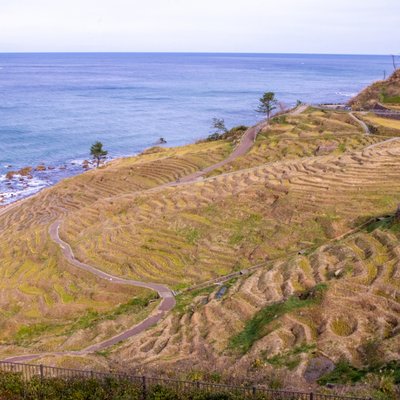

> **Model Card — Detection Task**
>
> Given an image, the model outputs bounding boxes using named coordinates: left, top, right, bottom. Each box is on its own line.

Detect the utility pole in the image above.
left=391, top=55, right=398, bottom=70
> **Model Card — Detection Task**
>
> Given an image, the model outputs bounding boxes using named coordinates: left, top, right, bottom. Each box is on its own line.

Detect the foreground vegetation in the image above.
left=0, top=370, right=377, bottom=400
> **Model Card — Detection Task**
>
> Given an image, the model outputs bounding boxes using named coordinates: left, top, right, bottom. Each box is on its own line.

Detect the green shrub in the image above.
left=229, top=284, right=327, bottom=353
left=0, top=372, right=141, bottom=400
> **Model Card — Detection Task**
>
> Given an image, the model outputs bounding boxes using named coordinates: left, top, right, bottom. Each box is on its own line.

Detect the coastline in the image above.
left=0, top=115, right=260, bottom=213
left=0, top=153, right=134, bottom=209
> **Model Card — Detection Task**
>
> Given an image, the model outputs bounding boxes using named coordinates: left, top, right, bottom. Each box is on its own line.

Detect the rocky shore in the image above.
left=0, top=159, right=96, bottom=205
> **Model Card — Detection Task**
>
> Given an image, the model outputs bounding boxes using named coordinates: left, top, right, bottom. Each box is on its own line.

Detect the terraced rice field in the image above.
left=61, top=134, right=400, bottom=290
left=2, top=106, right=400, bottom=379
left=206, top=109, right=387, bottom=176
left=0, top=140, right=231, bottom=357
left=108, top=222, right=400, bottom=382
left=359, top=114, right=400, bottom=136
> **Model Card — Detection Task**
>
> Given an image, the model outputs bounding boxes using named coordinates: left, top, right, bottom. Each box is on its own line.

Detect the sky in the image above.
left=0, top=0, right=399, bottom=54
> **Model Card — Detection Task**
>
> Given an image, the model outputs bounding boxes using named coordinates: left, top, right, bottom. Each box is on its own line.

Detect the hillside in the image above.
left=1, top=101, right=400, bottom=396
left=349, top=69, right=400, bottom=110
left=0, top=140, right=231, bottom=358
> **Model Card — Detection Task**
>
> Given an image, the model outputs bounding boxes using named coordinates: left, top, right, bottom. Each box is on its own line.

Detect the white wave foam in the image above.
left=0, top=175, right=49, bottom=204
left=336, top=91, right=357, bottom=98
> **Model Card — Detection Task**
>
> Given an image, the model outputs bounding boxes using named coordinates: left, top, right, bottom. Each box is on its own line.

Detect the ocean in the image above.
left=0, top=53, right=394, bottom=204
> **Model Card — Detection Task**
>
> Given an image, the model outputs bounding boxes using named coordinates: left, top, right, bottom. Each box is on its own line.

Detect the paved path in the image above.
left=2, top=221, right=175, bottom=363
left=349, top=112, right=370, bottom=134
left=290, top=104, right=308, bottom=116
left=364, top=136, right=400, bottom=150
left=1, top=104, right=309, bottom=362
left=178, top=105, right=308, bottom=183
left=179, top=120, right=268, bottom=183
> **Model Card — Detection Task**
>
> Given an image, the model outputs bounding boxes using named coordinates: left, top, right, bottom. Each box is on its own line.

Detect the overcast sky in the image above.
left=0, top=0, right=399, bottom=54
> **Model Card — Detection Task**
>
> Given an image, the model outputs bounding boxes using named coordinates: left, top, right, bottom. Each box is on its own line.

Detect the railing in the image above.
left=0, top=360, right=371, bottom=400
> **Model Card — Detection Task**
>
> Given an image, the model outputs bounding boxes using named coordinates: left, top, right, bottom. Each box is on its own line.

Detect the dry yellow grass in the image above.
left=104, top=225, right=400, bottom=382
left=206, top=109, right=385, bottom=176
left=0, top=139, right=231, bottom=357
left=361, top=114, right=400, bottom=132
left=2, top=104, right=400, bottom=382
left=60, top=139, right=400, bottom=288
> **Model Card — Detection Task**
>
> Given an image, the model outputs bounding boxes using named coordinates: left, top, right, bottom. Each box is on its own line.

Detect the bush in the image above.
left=205, top=126, right=248, bottom=142
left=230, top=284, right=327, bottom=353
left=0, top=372, right=141, bottom=400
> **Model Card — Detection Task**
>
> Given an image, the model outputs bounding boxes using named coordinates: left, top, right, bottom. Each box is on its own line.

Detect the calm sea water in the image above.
left=0, top=53, right=394, bottom=203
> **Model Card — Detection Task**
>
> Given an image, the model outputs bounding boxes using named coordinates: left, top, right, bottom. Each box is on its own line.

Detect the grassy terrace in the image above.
left=60, top=109, right=399, bottom=288
left=110, top=217, right=400, bottom=390
left=0, top=139, right=232, bottom=357
left=358, top=113, right=400, bottom=135
left=206, top=108, right=385, bottom=176
left=1, top=100, right=400, bottom=395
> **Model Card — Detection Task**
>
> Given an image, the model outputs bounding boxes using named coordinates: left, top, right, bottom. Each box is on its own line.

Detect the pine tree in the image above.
left=90, top=141, right=108, bottom=167
left=256, top=92, right=278, bottom=120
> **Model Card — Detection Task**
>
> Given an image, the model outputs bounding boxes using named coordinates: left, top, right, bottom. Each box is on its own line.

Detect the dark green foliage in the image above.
left=67, top=295, right=157, bottom=332
left=318, top=359, right=400, bottom=386
left=229, top=284, right=327, bottom=354
left=380, top=93, right=400, bottom=104
left=263, top=343, right=316, bottom=370
left=90, top=141, right=108, bottom=167
left=318, top=360, right=365, bottom=385
left=270, top=115, right=287, bottom=125
left=256, top=92, right=278, bottom=120
left=0, top=369, right=381, bottom=400
left=206, top=133, right=223, bottom=141
left=205, top=125, right=248, bottom=142
left=0, top=372, right=140, bottom=400
left=212, top=118, right=228, bottom=135
left=365, top=215, right=400, bottom=233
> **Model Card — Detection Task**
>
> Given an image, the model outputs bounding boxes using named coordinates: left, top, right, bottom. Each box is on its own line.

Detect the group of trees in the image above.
left=90, top=91, right=281, bottom=168
left=210, top=91, right=279, bottom=137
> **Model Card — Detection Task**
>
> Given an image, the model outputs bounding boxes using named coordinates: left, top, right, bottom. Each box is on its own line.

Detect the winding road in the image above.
left=349, top=112, right=370, bottom=134
left=3, top=221, right=175, bottom=362
left=6, top=103, right=369, bottom=363
left=1, top=113, right=275, bottom=362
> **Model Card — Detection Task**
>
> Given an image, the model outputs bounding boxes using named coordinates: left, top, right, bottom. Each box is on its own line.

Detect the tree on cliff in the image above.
left=90, top=141, right=108, bottom=167
left=256, top=92, right=278, bottom=120
left=212, top=118, right=228, bottom=135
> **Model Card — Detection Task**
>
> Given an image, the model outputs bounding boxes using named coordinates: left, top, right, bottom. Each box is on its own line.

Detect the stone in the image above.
left=18, top=166, right=33, bottom=176
left=5, top=171, right=17, bottom=180
left=304, top=356, right=335, bottom=382
left=314, top=144, right=338, bottom=156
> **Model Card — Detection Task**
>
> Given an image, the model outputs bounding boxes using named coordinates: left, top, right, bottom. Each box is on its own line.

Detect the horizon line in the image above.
left=0, top=51, right=396, bottom=57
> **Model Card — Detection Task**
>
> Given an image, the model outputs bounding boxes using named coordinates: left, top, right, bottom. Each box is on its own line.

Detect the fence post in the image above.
left=142, top=375, right=147, bottom=400
left=39, top=365, right=44, bottom=400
